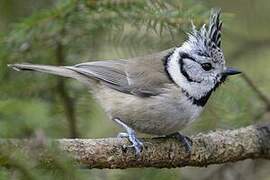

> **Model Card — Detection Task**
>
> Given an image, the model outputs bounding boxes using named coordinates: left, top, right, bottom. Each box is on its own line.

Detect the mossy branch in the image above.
left=1, top=124, right=270, bottom=169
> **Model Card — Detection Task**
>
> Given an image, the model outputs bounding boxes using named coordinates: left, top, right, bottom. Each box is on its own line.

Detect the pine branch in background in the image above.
left=2, top=0, right=208, bottom=55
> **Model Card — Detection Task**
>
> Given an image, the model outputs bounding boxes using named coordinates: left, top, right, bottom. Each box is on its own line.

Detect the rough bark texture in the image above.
left=1, top=124, right=270, bottom=169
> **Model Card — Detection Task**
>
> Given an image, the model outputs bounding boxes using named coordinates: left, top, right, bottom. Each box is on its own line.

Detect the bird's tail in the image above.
left=7, top=63, right=95, bottom=87
left=8, top=63, right=78, bottom=78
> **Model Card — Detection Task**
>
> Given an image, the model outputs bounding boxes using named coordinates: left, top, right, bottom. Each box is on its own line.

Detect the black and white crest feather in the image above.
left=184, top=9, right=223, bottom=55
left=208, top=9, right=222, bottom=48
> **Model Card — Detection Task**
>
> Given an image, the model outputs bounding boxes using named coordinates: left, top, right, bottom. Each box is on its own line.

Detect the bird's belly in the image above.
left=127, top=96, right=203, bottom=135
left=93, top=85, right=203, bottom=135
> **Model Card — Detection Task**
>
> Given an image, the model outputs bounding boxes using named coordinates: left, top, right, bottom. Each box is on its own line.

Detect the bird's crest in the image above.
left=208, top=9, right=222, bottom=48
left=185, top=9, right=223, bottom=56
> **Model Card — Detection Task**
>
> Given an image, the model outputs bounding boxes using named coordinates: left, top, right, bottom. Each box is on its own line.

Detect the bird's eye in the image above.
left=201, top=63, right=212, bottom=71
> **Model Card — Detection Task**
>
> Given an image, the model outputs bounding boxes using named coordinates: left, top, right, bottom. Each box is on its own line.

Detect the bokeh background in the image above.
left=0, top=0, right=270, bottom=179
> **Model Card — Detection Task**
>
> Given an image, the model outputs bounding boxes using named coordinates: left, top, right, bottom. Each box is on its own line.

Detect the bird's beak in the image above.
left=222, top=67, right=241, bottom=76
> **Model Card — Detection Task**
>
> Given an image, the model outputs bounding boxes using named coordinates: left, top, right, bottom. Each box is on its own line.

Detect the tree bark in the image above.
left=1, top=124, right=270, bottom=169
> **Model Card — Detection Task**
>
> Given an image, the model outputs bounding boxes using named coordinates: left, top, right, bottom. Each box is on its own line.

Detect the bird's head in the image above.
left=165, top=9, right=241, bottom=106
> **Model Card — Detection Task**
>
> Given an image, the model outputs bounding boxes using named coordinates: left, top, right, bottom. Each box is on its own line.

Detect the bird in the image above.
left=8, top=9, right=241, bottom=155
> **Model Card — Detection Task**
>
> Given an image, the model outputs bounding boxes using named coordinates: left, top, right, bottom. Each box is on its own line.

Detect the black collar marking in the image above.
left=182, top=76, right=227, bottom=107
left=182, top=75, right=227, bottom=107
left=182, top=89, right=212, bottom=107
left=163, top=50, right=175, bottom=83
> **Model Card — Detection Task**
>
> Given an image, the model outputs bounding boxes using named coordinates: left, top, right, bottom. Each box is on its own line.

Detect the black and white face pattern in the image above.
left=166, top=46, right=226, bottom=106
left=165, top=9, right=228, bottom=106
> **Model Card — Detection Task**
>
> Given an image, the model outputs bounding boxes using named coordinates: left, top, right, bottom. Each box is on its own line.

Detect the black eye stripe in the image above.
left=179, top=56, right=202, bottom=83
left=179, top=57, right=194, bottom=82
left=180, top=53, right=214, bottom=71
left=179, top=52, right=196, bottom=62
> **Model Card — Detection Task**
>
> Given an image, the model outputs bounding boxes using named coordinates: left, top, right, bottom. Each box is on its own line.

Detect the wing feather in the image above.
left=67, top=60, right=130, bottom=91
left=67, top=49, right=173, bottom=97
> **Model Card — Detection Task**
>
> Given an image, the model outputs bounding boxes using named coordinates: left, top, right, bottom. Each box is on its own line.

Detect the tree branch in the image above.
left=1, top=124, right=270, bottom=169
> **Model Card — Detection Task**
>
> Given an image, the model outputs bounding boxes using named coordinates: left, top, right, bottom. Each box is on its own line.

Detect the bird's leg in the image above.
left=113, top=118, right=143, bottom=156
left=166, top=132, right=193, bottom=153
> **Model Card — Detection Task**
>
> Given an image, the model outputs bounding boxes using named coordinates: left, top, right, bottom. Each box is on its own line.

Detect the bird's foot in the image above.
left=113, top=118, right=143, bottom=156
left=166, top=132, right=193, bottom=153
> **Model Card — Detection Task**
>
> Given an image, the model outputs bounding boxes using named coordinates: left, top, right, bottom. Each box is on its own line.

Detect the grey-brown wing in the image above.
left=68, top=49, right=173, bottom=96
left=67, top=60, right=132, bottom=93
left=126, top=49, right=173, bottom=96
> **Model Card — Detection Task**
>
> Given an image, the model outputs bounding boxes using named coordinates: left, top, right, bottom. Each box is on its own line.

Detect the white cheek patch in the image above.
left=167, top=47, right=184, bottom=86
left=167, top=47, right=216, bottom=99
left=183, top=59, right=204, bottom=82
left=167, top=47, right=200, bottom=97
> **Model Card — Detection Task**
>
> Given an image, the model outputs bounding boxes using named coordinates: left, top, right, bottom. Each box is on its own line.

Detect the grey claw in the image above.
left=130, top=138, right=144, bottom=156
left=167, top=132, right=193, bottom=153
left=113, top=118, right=144, bottom=156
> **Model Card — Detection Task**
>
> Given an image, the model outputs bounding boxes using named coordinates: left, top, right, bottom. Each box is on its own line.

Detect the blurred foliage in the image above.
left=0, top=0, right=270, bottom=179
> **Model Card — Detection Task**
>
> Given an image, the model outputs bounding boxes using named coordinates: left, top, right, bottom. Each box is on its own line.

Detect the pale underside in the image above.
left=93, top=83, right=202, bottom=135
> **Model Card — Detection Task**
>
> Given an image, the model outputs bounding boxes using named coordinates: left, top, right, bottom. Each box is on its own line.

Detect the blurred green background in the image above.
left=0, top=0, right=270, bottom=179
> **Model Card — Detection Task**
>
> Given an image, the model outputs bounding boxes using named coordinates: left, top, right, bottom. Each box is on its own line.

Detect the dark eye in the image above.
left=201, top=63, right=212, bottom=71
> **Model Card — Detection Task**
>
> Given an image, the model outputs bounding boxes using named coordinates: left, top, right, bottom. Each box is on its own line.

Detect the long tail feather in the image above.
left=8, top=63, right=78, bottom=78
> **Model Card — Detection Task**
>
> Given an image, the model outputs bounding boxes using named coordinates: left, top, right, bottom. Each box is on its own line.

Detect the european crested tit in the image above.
left=8, top=9, right=241, bottom=155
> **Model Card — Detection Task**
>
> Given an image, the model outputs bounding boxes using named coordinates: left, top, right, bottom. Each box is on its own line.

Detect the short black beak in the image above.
left=223, top=67, right=241, bottom=76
